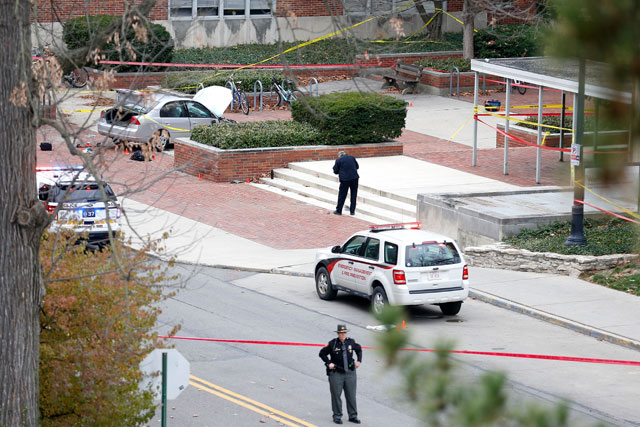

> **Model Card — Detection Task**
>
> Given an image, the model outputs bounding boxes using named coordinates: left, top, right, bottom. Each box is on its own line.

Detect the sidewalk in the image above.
left=46, top=80, right=640, bottom=352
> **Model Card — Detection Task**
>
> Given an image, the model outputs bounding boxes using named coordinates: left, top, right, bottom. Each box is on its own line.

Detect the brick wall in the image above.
left=356, top=51, right=463, bottom=68
left=276, top=0, right=342, bottom=16
left=174, top=140, right=403, bottom=182
left=36, top=0, right=168, bottom=22
left=496, top=124, right=571, bottom=148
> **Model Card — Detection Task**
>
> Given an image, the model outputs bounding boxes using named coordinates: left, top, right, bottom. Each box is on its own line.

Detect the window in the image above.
left=170, top=0, right=272, bottom=19
left=342, top=236, right=366, bottom=256
left=384, top=242, right=398, bottom=265
left=405, top=242, right=461, bottom=267
left=160, top=101, right=188, bottom=118
left=363, top=238, right=380, bottom=260
left=185, top=101, right=212, bottom=118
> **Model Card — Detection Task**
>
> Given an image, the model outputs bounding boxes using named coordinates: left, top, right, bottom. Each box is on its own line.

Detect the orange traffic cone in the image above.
left=409, top=102, right=413, bottom=107
left=152, top=154, right=156, bottom=161
left=246, top=177, right=250, bottom=183
left=125, top=148, right=129, bottom=154
left=198, top=173, right=201, bottom=179
left=401, top=320, right=407, bottom=329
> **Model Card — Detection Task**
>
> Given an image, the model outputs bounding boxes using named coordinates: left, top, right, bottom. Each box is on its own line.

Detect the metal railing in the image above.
left=449, top=67, right=460, bottom=99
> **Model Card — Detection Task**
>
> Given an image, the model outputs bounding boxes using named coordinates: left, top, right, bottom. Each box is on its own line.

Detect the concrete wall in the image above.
left=416, top=189, right=600, bottom=249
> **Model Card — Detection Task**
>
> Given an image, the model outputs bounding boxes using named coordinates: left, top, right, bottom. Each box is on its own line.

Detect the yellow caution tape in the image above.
left=541, top=131, right=550, bottom=146
left=60, top=107, right=111, bottom=113
left=576, top=182, right=640, bottom=219
left=141, top=114, right=191, bottom=132
left=439, top=8, right=478, bottom=32
left=481, top=110, right=574, bottom=132
left=448, top=114, right=474, bottom=141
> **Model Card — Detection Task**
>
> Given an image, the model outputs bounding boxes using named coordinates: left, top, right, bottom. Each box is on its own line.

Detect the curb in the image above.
left=469, top=288, right=640, bottom=352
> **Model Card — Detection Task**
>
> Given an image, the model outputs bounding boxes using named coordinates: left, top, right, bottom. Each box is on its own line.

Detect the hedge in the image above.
left=291, top=92, right=406, bottom=145
left=417, top=58, right=470, bottom=72
left=63, top=15, right=173, bottom=72
left=474, top=24, right=541, bottom=59
left=163, top=70, right=288, bottom=94
left=190, top=120, right=323, bottom=149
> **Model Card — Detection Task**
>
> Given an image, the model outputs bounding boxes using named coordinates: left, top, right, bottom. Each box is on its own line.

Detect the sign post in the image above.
left=140, top=349, right=190, bottom=426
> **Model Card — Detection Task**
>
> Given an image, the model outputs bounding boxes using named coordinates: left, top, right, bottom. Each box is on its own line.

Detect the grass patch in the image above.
left=503, top=217, right=640, bottom=256
left=505, top=217, right=640, bottom=295
left=585, top=263, right=640, bottom=296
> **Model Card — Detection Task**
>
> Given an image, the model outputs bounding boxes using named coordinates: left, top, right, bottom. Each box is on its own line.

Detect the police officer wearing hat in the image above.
left=319, top=324, right=362, bottom=424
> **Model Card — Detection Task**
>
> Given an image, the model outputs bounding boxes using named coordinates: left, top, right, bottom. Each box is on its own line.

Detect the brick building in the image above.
left=34, top=0, right=536, bottom=48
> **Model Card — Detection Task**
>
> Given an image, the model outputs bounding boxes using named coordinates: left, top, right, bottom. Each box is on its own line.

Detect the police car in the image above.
left=37, top=167, right=121, bottom=244
left=314, top=222, right=469, bottom=315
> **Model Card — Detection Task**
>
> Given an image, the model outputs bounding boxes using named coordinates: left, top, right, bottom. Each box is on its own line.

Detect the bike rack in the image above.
left=253, top=80, right=263, bottom=112
left=449, top=67, right=460, bottom=99
left=309, top=77, right=319, bottom=97
left=225, top=81, right=236, bottom=111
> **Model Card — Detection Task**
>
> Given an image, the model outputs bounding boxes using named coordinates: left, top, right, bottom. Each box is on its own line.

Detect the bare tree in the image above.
left=0, top=0, right=166, bottom=424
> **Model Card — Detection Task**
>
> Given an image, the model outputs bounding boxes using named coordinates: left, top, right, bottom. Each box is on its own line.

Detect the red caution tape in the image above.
left=474, top=116, right=571, bottom=152
left=98, top=60, right=378, bottom=69
left=157, top=335, right=640, bottom=366
left=575, top=199, right=640, bottom=224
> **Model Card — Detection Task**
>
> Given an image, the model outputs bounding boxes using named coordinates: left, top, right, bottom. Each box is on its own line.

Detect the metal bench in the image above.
left=382, top=61, right=424, bottom=94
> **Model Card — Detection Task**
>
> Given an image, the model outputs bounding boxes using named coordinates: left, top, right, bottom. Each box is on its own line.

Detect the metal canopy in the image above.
left=471, top=57, right=631, bottom=103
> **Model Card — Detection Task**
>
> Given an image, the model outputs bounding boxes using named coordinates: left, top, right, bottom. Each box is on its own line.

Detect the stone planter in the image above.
left=174, top=138, right=403, bottom=183
left=464, top=243, right=639, bottom=277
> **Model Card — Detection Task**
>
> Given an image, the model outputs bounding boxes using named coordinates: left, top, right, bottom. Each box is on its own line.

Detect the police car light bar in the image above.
left=369, top=222, right=422, bottom=231
left=36, top=166, right=84, bottom=172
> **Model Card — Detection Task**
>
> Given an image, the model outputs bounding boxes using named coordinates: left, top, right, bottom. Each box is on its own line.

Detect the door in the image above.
left=330, top=235, right=367, bottom=291
left=158, top=101, right=191, bottom=140
left=351, top=237, right=380, bottom=294
left=185, top=100, right=217, bottom=129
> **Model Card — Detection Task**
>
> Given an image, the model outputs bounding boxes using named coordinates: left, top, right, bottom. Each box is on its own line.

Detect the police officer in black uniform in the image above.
left=319, top=324, right=362, bottom=424
left=332, top=150, right=359, bottom=216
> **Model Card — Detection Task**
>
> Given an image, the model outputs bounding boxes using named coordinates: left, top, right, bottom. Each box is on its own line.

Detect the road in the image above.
left=148, top=264, right=640, bottom=426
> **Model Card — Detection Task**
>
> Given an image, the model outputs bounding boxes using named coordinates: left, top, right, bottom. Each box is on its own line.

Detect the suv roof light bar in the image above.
left=369, top=222, right=422, bottom=232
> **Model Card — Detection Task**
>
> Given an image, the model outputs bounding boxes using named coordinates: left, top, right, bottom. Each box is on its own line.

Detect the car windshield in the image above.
left=405, top=241, right=460, bottom=267
left=51, top=183, right=117, bottom=203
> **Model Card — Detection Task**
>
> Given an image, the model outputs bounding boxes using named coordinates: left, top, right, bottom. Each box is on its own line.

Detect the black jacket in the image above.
left=333, top=155, right=360, bottom=181
left=319, top=337, right=362, bottom=375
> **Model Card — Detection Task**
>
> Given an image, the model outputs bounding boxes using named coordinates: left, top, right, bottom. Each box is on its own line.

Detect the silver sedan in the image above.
left=97, top=86, right=232, bottom=151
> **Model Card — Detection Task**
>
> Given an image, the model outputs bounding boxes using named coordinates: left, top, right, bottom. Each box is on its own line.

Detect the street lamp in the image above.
left=565, top=56, right=587, bottom=246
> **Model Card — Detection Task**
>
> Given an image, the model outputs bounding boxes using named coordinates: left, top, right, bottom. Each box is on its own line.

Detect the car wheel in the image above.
left=439, top=301, right=462, bottom=316
left=150, top=129, right=170, bottom=152
left=315, top=266, right=337, bottom=300
left=371, top=286, right=388, bottom=315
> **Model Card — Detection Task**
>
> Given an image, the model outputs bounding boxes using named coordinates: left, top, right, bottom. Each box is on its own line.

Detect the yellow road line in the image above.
left=190, top=375, right=317, bottom=427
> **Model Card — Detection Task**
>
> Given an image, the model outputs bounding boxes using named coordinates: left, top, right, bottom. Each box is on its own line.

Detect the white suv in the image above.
left=314, top=222, right=469, bottom=315
left=37, top=167, right=121, bottom=245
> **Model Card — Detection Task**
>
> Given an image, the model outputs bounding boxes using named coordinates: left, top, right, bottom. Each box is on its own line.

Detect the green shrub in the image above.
left=63, top=15, right=173, bottom=72
left=291, top=92, right=406, bottom=145
left=416, top=58, right=470, bottom=72
left=170, top=36, right=463, bottom=67
left=163, top=70, right=287, bottom=94
left=190, top=120, right=323, bottom=149
left=504, top=217, right=640, bottom=256
left=474, top=24, right=541, bottom=59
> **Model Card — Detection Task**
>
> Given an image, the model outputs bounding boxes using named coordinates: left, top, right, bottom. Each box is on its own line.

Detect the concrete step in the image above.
left=250, top=183, right=387, bottom=224
left=256, top=177, right=416, bottom=224
left=287, top=162, right=416, bottom=206
left=269, top=168, right=416, bottom=217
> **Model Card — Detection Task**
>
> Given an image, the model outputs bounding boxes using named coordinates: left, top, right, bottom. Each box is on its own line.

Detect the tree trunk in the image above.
left=0, top=1, right=47, bottom=425
left=462, top=0, right=475, bottom=59
left=415, top=0, right=444, bottom=40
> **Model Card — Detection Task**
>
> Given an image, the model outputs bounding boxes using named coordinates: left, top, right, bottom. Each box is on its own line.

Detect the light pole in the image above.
left=566, top=56, right=587, bottom=246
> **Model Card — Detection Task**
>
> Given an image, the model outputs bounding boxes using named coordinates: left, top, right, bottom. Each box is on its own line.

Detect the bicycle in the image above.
left=270, top=77, right=304, bottom=108
left=511, top=79, right=527, bottom=95
left=225, top=73, right=250, bottom=115
left=32, top=46, right=90, bottom=89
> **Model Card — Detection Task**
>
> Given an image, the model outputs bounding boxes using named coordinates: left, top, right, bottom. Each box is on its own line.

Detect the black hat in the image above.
left=336, top=324, right=348, bottom=333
